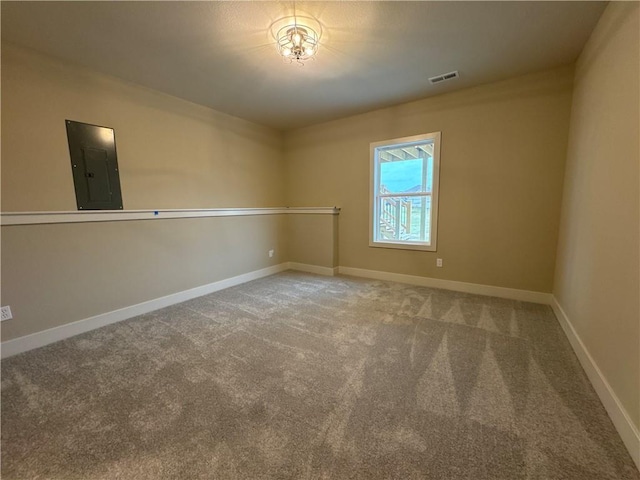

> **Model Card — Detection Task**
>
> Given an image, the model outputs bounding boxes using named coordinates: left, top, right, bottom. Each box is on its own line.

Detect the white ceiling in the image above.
left=1, top=1, right=606, bottom=131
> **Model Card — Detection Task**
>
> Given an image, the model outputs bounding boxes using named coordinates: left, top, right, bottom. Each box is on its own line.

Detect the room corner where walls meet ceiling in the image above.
left=0, top=1, right=606, bottom=130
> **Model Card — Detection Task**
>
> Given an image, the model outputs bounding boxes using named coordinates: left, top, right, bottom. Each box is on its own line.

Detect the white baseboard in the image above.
left=338, top=266, right=552, bottom=304
left=550, top=297, right=640, bottom=470
left=1, top=263, right=289, bottom=359
left=288, top=262, right=338, bottom=276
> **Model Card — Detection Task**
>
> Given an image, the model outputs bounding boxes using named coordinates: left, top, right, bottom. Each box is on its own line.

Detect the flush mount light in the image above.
left=270, top=13, right=322, bottom=65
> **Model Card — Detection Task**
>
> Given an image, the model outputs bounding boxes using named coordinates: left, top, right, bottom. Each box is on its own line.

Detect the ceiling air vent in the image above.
left=428, top=70, right=459, bottom=85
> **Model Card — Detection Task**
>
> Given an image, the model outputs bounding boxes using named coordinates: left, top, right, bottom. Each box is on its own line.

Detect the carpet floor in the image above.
left=1, top=271, right=638, bottom=479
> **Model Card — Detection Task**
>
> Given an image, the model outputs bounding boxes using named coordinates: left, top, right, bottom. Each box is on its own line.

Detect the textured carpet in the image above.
left=1, top=271, right=638, bottom=479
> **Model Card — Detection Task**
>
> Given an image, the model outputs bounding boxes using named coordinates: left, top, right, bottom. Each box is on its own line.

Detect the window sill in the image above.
left=369, top=240, right=436, bottom=252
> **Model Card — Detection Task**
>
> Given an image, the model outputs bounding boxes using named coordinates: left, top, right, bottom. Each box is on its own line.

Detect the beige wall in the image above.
left=1, top=44, right=289, bottom=341
left=1, top=216, right=287, bottom=341
left=1, top=44, right=285, bottom=211
left=285, top=67, right=574, bottom=292
left=288, top=214, right=338, bottom=269
left=554, top=2, right=639, bottom=430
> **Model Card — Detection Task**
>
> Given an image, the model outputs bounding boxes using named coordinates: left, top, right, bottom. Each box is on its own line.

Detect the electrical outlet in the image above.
left=268, top=249, right=274, bottom=258
left=1, top=306, right=13, bottom=321
left=436, top=258, right=443, bottom=268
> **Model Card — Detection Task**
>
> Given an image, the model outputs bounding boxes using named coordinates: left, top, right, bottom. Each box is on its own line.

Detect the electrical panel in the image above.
left=66, top=120, right=123, bottom=210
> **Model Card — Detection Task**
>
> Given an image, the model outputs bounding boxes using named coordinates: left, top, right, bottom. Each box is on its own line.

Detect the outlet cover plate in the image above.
left=1, top=306, right=13, bottom=321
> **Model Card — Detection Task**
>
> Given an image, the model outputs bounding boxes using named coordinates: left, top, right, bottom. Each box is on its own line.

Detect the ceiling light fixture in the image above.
left=270, top=8, right=322, bottom=65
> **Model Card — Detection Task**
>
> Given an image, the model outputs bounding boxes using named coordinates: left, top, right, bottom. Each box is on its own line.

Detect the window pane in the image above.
left=379, top=158, right=424, bottom=194
left=421, top=195, right=432, bottom=242
left=378, top=195, right=431, bottom=243
left=378, top=142, right=433, bottom=194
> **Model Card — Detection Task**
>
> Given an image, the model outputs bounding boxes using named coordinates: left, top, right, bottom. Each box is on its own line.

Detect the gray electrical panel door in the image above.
left=66, top=120, right=123, bottom=210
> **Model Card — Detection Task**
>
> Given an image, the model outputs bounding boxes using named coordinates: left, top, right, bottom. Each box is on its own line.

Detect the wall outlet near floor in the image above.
left=268, top=249, right=274, bottom=258
left=436, top=258, right=443, bottom=267
left=1, top=306, right=13, bottom=321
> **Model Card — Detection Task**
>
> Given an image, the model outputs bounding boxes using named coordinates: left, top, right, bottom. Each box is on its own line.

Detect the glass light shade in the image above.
left=271, top=15, right=321, bottom=64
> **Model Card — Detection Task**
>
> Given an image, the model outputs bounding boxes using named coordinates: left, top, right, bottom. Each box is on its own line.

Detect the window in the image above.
left=370, top=132, right=441, bottom=251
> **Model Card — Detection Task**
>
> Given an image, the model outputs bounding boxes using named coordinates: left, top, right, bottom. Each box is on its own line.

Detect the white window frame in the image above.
left=369, top=132, right=441, bottom=252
